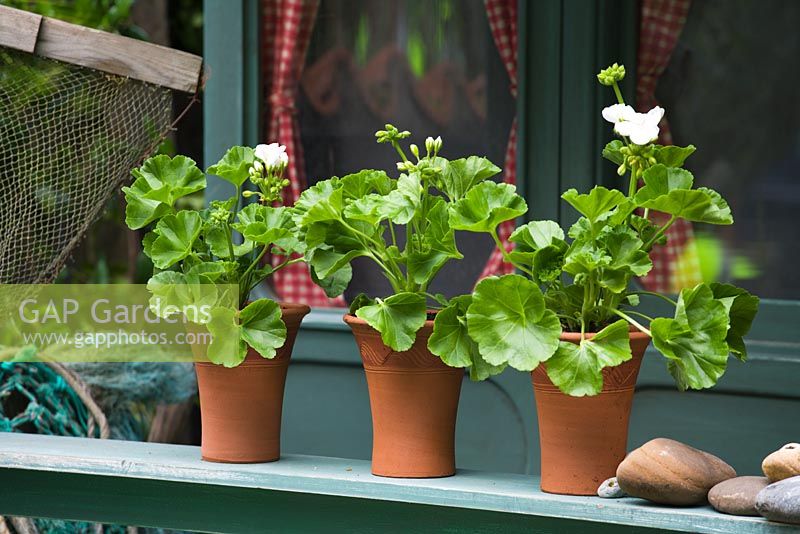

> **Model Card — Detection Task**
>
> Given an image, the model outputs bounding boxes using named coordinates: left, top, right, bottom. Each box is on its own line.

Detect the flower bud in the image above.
left=434, top=136, right=442, bottom=152
left=410, top=144, right=420, bottom=159
left=425, top=136, right=435, bottom=155
left=242, top=190, right=256, bottom=198
left=597, top=63, right=626, bottom=86
left=617, top=163, right=627, bottom=176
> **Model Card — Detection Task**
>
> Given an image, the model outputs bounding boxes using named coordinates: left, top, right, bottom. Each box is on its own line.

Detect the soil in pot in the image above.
left=344, top=314, right=463, bottom=478
left=195, top=303, right=310, bottom=463
left=532, top=329, right=651, bottom=495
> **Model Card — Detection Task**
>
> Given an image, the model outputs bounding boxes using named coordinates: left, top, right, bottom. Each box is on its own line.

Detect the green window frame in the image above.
left=202, top=0, right=798, bottom=352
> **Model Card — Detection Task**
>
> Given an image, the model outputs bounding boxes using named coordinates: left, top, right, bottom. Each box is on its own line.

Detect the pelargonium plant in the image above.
left=295, top=125, right=525, bottom=378
left=123, top=143, right=303, bottom=367
left=458, top=63, right=760, bottom=395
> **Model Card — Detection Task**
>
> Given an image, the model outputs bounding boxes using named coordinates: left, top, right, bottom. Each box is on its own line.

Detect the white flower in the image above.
left=254, top=143, right=289, bottom=169
left=602, top=104, right=664, bottom=145
left=602, top=103, right=636, bottom=124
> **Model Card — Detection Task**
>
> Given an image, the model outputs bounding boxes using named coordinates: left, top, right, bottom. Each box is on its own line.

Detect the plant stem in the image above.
left=608, top=308, right=652, bottom=336
left=612, top=81, right=625, bottom=105
left=630, top=290, right=677, bottom=306
left=624, top=310, right=656, bottom=322
left=643, top=215, right=677, bottom=250
left=491, top=230, right=534, bottom=277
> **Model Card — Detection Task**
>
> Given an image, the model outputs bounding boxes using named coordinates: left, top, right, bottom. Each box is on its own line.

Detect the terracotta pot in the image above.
left=344, top=314, right=463, bottom=478
left=195, top=303, right=310, bottom=463
left=532, top=329, right=651, bottom=495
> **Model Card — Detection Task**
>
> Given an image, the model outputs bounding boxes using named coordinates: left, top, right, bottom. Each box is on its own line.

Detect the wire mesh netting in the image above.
left=0, top=46, right=174, bottom=284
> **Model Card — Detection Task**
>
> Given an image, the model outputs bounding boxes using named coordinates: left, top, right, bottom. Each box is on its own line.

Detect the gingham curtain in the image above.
left=636, top=0, right=701, bottom=292
left=264, top=0, right=346, bottom=306
left=479, top=0, right=518, bottom=279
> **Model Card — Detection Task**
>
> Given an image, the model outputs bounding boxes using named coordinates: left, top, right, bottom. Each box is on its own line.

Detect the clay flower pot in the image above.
left=532, top=330, right=651, bottom=495
left=195, top=303, right=310, bottom=463
left=344, top=314, right=463, bottom=478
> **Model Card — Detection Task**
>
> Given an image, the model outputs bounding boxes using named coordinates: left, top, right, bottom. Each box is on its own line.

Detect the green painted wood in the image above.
left=517, top=0, right=561, bottom=224
left=202, top=0, right=261, bottom=202
left=0, top=434, right=794, bottom=534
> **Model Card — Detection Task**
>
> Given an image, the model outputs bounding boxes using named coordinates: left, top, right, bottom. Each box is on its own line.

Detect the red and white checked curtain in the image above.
left=263, top=0, right=346, bottom=306
left=479, top=0, right=518, bottom=279
left=636, top=0, right=701, bottom=292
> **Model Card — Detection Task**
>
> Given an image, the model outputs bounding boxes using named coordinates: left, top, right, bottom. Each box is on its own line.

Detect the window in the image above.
left=658, top=0, right=800, bottom=299
left=297, top=0, right=515, bottom=300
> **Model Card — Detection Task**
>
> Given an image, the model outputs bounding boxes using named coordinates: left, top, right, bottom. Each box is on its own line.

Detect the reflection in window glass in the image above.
left=298, top=0, right=515, bottom=301
left=658, top=0, right=800, bottom=299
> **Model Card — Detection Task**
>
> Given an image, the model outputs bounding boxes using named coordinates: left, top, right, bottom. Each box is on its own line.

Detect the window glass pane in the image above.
left=658, top=0, right=800, bottom=299
left=299, top=0, right=515, bottom=300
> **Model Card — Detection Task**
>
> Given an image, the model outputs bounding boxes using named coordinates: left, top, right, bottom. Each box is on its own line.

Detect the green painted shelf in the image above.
left=0, top=434, right=794, bottom=533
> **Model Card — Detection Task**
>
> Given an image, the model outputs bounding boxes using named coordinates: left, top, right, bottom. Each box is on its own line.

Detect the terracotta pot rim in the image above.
left=343, top=313, right=435, bottom=328
left=560, top=327, right=651, bottom=342
left=278, top=301, right=312, bottom=315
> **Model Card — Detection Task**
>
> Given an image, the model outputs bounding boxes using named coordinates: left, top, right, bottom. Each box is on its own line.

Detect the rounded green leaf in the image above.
left=123, top=155, right=205, bottom=229
left=240, top=299, right=287, bottom=359
left=355, top=292, right=427, bottom=352
left=149, top=211, right=203, bottom=269
left=544, top=320, right=632, bottom=397
left=467, top=275, right=561, bottom=371
left=448, top=181, right=527, bottom=233
left=206, top=146, right=255, bottom=188
left=651, top=284, right=730, bottom=390
left=561, top=186, right=626, bottom=223
left=206, top=306, right=247, bottom=367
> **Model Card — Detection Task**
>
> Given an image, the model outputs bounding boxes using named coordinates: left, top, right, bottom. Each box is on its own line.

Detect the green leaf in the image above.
left=206, top=146, right=255, bottom=188
left=232, top=204, right=296, bottom=248
left=147, top=271, right=220, bottom=322
left=309, top=247, right=367, bottom=279
left=355, top=292, right=427, bottom=351
left=310, top=262, right=352, bottom=298
left=348, top=293, right=375, bottom=315
left=637, top=187, right=733, bottom=225
left=709, top=283, right=759, bottom=361
left=149, top=211, right=203, bottom=269
left=509, top=220, right=565, bottom=250
left=204, top=225, right=254, bottom=258
left=561, top=186, right=626, bottom=224
left=407, top=198, right=462, bottom=284
left=651, top=284, right=730, bottom=390
left=637, top=164, right=695, bottom=197
left=602, top=140, right=624, bottom=165
left=376, top=173, right=421, bottom=224
left=448, top=181, right=527, bottom=233
left=240, top=299, right=287, bottom=359
left=433, top=156, right=501, bottom=201
left=429, top=296, right=507, bottom=380
left=544, top=320, right=632, bottom=396
left=123, top=155, right=205, bottom=229
left=185, top=261, right=238, bottom=284
left=654, top=144, right=696, bottom=168
left=596, top=226, right=653, bottom=292
left=340, top=169, right=394, bottom=198
left=206, top=307, right=247, bottom=367
left=293, top=179, right=344, bottom=227
left=467, top=275, right=561, bottom=371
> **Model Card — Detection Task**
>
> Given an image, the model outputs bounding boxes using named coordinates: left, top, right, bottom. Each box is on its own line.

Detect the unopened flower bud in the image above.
left=597, top=63, right=626, bottom=86
left=425, top=136, right=435, bottom=155
left=434, top=136, right=442, bottom=152
left=617, top=163, right=627, bottom=176
left=242, top=190, right=256, bottom=198
left=410, top=144, right=420, bottom=159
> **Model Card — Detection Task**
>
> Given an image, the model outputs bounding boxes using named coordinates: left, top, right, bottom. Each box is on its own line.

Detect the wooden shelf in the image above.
left=0, top=434, right=792, bottom=533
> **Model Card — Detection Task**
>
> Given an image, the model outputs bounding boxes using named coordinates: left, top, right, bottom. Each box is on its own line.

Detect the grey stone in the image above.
left=756, top=475, right=800, bottom=525
left=762, top=443, right=800, bottom=482
left=616, top=438, right=736, bottom=505
left=597, top=477, right=627, bottom=498
left=708, top=476, right=768, bottom=516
